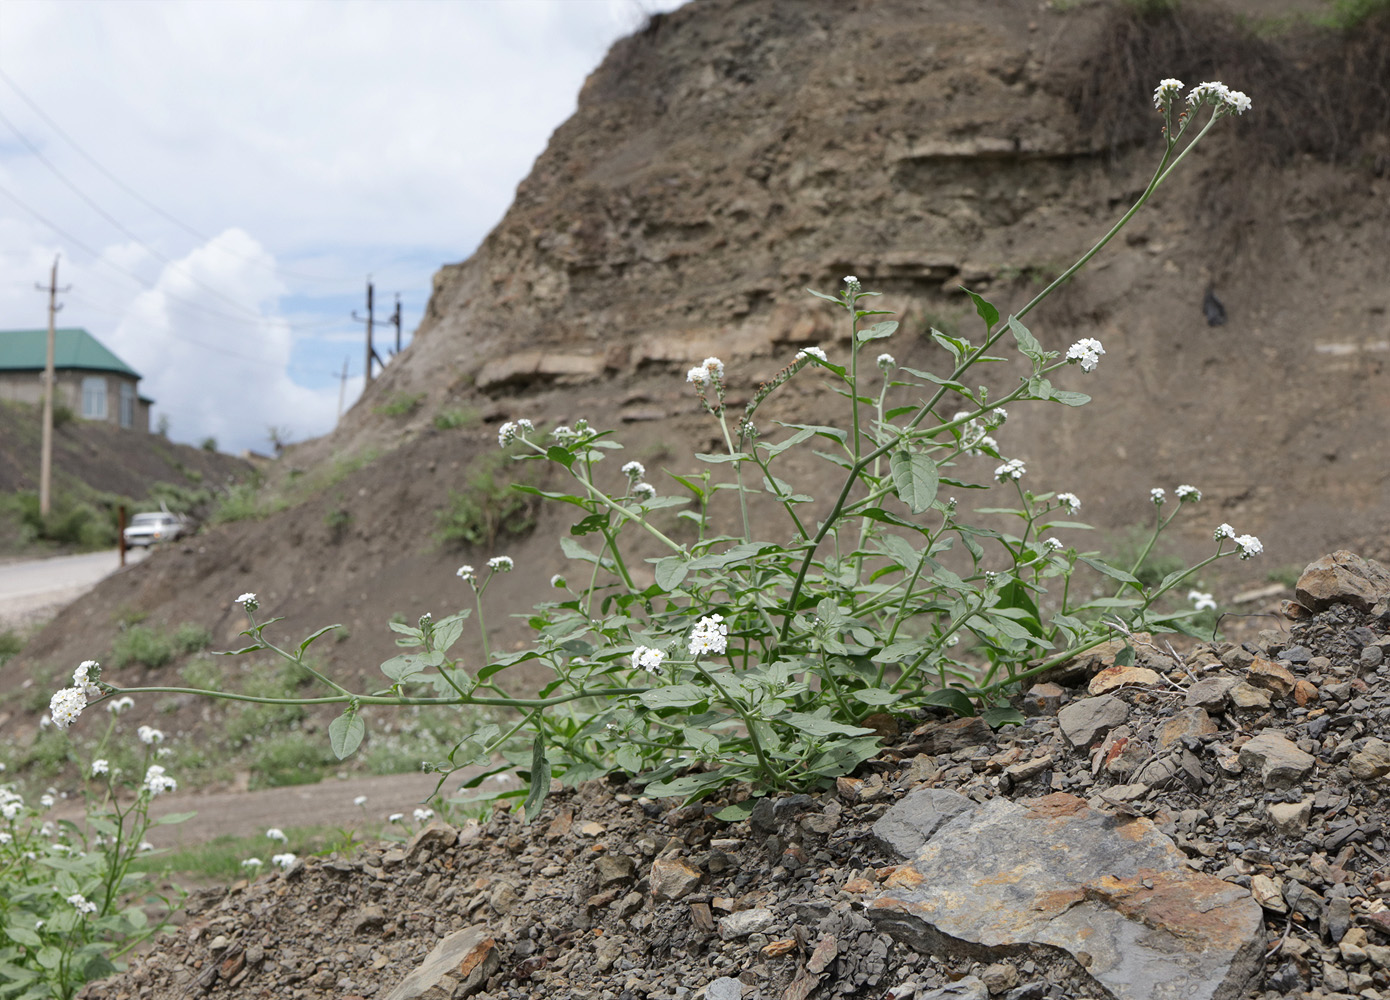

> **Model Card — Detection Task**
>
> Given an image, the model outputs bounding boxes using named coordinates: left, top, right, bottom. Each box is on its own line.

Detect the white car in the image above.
left=123, top=511, right=189, bottom=547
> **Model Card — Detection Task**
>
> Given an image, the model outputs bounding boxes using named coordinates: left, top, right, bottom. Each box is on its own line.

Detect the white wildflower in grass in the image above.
left=1153, top=77, right=1184, bottom=109
left=631, top=482, right=657, bottom=502
left=235, top=592, right=258, bottom=612
left=1188, top=590, right=1218, bottom=612
left=353, top=795, right=368, bottom=807
left=1150, top=487, right=1166, bottom=505
left=91, top=759, right=109, bottom=777
left=0, top=790, right=22, bottom=820
left=1057, top=493, right=1081, bottom=514
left=48, top=687, right=86, bottom=730
left=487, top=555, right=514, bottom=573
left=688, top=615, right=729, bottom=656
left=137, top=725, right=164, bottom=745
left=1235, top=534, right=1263, bottom=559
left=67, top=893, right=97, bottom=916
left=796, top=346, right=828, bottom=363
left=388, top=813, right=405, bottom=823
left=40, top=793, right=54, bottom=808
left=621, top=460, right=645, bottom=481
left=241, top=858, right=263, bottom=870
left=266, top=828, right=288, bottom=843
left=1214, top=523, right=1236, bottom=541
left=994, top=459, right=1026, bottom=482
left=844, top=275, right=859, bottom=287
left=497, top=421, right=518, bottom=447
left=139, top=841, right=154, bottom=852
left=0, top=833, right=11, bottom=845
left=272, top=853, right=297, bottom=869
left=630, top=647, right=665, bottom=675
left=876, top=353, right=895, bottom=371
left=1175, top=484, right=1202, bottom=502
left=142, top=764, right=176, bottom=797
left=1044, top=538, right=1065, bottom=552
left=73, top=660, right=102, bottom=699
left=1065, top=338, right=1105, bottom=373
left=107, top=695, right=134, bottom=714
left=39, top=714, right=50, bottom=728
left=515, top=417, right=533, bottom=434
left=413, top=808, right=434, bottom=823
left=456, top=564, right=475, bottom=582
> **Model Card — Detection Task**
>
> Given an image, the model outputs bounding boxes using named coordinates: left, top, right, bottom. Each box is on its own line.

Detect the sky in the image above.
left=0, top=0, right=686, bottom=455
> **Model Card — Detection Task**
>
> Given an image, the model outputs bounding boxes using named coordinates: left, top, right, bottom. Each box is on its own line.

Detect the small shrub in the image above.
left=375, top=392, right=425, bottom=418
left=172, top=622, right=213, bottom=655
left=433, top=407, right=477, bottom=430
left=200, top=436, right=218, bottom=452
left=111, top=625, right=175, bottom=669
left=51, top=401, right=75, bottom=428
left=249, top=732, right=334, bottom=789
left=324, top=505, right=352, bottom=542
left=0, top=630, right=22, bottom=667
left=434, top=458, right=539, bottom=549
left=178, top=657, right=222, bottom=691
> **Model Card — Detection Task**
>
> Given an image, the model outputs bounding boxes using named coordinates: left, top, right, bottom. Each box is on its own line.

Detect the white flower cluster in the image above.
left=107, top=696, right=134, bottom=715
left=487, top=555, right=514, bottom=573
left=236, top=592, right=258, bottom=612
left=272, top=852, right=297, bottom=869
left=1044, top=538, right=1065, bottom=552
left=686, top=357, right=724, bottom=386
left=1186, top=80, right=1251, bottom=115
left=1153, top=77, right=1184, bottom=109
left=1188, top=590, right=1217, bottom=612
left=994, top=458, right=1026, bottom=482
left=497, top=417, right=534, bottom=448
left=67, top=893, right=97, bottom=916
left=952, top=411, right=998, bottom=458
left=0, top=788, right=22, bottom=821
left=844, top=275, right=859, bottom=290
left=1175, top=484, right=1202, bottom=502
left=688, top=615, right=729, bottom=656
left=413, top=808, right=434, bottom=823
left=1056, top=492, right=1081, bottom=514
left=50, top=659, right=110, bottom=730
left=1150, top=487, right=1166, bottom=505
left=91, top=759, right=109, bottom=777
left=1214, top=522, right=1263, bottom=559
left=795, top=346, right=828, bottom=363
left=143, top=764, right=177, bottom=797
left=456, top=564, right=475, bottom=582
left=630, top=646, right=665, bottom=675
left=266, top=827, right=288, bottom=843
left=1065, top=338, right=1105, bottom=373
left=137, top=725, right=164, bottom=745
left=73, top=660, right=101, bottom=699
left=622, top=461, right=645, bottom=481
left=632, top=482, right=657, bottom=502
left=242, top=857, right=263, bottom=870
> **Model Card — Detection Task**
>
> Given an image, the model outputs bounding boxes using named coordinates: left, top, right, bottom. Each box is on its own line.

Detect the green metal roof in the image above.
left=0, top=328, right=141, bottom=378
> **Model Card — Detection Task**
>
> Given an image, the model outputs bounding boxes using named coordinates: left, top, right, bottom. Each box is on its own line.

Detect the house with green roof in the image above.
left=0, top=328, right=153, bottom=432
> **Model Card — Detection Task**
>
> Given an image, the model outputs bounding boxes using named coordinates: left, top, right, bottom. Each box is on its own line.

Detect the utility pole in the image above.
left=352, top=279, right=386, bottom=385
left=36, top=255, right=69, bottom=518
left=337, top=357, right=349, bottom=420
left=388, top=293, right=402, bottom=353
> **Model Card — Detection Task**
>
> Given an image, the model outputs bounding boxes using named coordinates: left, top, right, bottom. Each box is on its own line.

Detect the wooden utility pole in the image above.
left=36, top=255, right=69, bottom=518
left=389, top=293, right=402, bottom=353
left=352, top=279, right=386, bottom=384
left=337, top=357, right=349, bottom=419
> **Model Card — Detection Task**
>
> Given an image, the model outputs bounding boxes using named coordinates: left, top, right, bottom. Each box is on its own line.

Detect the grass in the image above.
left=0, top=630, right=22, bottom=667
left=375, top=392, right=426, bottom=418
left=111, top=622, right=209, bottom=670
left=434, top=453, right=540, bottom=549
left=127, top=824, right=380, bottom=884
left=433, top=406, right=478, bottom=431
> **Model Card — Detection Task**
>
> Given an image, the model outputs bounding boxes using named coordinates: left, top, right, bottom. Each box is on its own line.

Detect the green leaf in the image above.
left=640, top=684, right=708, bottom=710
left=1007, top=316, right=1043, bottom=361
left=805, top=736, right=883, bottom=777
left=805, top=287, right=843, bottom=304
left=152, top=810, right=197, bottom=826
left=961, top=287, right=1000, bottom=331
left=380, top=654, right=426, bottom=683
left=921, top=688, right=975, bottom=717
left=890, top=450, right=939, bottom=514
left=655, top=556, right=689, bottom=592
left=432, top=611, right=470, bottom=653
left=614, top=744, right=644, bottom=774
left=759, top=428, right=815, bottom=457
left=1078, top=555, right=1141, bottom=587
left=1114, top=645, right=1135, bottom=667
left=714, top=800, right=756, bottom=822
left=780, top=712, right=875, bottom=738
left=560, top=536, right=601, bottom=565
left=899, top=365, right=968, bottom=393
left=328, top=711, right=365, bottom=759
left=1026, top=376, right=1053, bottom=400
left=695, top=452, right=750, bottom=464
left=856, top=320, right=898, bottom=343
left=683, top=727, right=719, bottom=757
left=523, top=736, right=551, bottom=824
left=296, top=625, right=341, bottom=657
left=545, top=445, right=575, bottom=469
left=643, top=770, right=728, bottom=800
left=1050, top=390, right=1090, bottom=407
left=850, top=688, right=901, bottom=706
left=4, top=927, right=41, bottom=949
left=856, top=506, right=926, bottom=533
left=217, top=643, right=265, bottom=656
left=570, top=513, right=610, bottom=536
left=981, top=706, right=1026, bottom=728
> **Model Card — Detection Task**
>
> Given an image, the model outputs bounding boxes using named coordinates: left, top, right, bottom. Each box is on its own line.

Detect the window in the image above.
left=81, top=377, right=107, bottom=420
left=119, top=382, right=136, bottom=429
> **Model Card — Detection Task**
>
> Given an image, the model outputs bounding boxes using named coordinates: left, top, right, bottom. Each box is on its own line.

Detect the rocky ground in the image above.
left=75, top=550, right=1390, bottom=1000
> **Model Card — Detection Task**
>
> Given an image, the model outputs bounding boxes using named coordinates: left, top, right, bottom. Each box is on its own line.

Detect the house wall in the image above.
left=0, top=369, right=149, bottom=432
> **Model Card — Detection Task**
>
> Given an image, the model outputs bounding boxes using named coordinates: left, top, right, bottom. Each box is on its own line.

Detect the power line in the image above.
left=0, top=67, right=344, bottom=286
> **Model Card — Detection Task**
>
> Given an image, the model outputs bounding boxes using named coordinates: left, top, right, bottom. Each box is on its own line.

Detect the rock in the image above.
left=1246, top=657, right=1297, bottom=698
left=352, top=905, right=387, bottom=933
left=1250, top=875, right=1288, bottom=914
left=1326, top=896, right=1353, bottom=943
left=704, top=976, right=744, bottom=1000
left=1238, top=732, right=1316, bottom=789
left=1021, top=682, right=1064, bottom=716
left=650, top=857, right=702, bottom=901
left=907, top=716, right=994, bottom=754
left=865, top=793, right=1264, bottom=1000
left=1349, top=737, right=1390, bottom=779
left=918, top=977, right=989, bottom=999
left=1228, top=682, right=1272, bottom=710
left=382, top=925, right=499, bottom=1000
left=1057, top=695, right=1129, bottom=748
left=1157, top=708, right=1217, bottom=750
left=872, top=789, right=975, bottom=858
left=596, top=853, right=638, bottom=889
left=718, top=907, right=775, bottom=940
left=406, top=822, right=459, bottom=864
left=1267, top=799, right=1313, bottom=836
left=1184, top=676, right=1238, bottom=711
left=1341, top=927, right=1369, bottom=964
left=980, top=961, right=1019, bottom=994
left=1293, top=679, right=1319, bottom=706
left=1088, top=665, right=1162, bottom=696
left=1296, top=551, right=1390, bottom=612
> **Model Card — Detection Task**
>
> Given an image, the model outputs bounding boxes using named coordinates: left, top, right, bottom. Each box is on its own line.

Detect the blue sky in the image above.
left=0, top=0, right=685, bottom=454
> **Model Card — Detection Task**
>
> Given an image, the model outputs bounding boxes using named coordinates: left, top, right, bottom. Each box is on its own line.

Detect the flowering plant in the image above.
left=52, top=80, right=1258, bottom=820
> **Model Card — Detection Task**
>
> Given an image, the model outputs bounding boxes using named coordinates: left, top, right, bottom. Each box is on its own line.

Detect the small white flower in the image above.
left=1186, top=81, right=1231, bottom=107
left=1175, top=485, right=1201, bottom=502
left=236, top=593, right=259, bottom=612
left=1225, top=89, right=1252, bottom=115
left=272, top=852, right=297, bottom=869
left=1235, top=534, right=1263, bottom=559
left=487, top=555, right=514, bottom=573
left=0, top=833, right=12, bottom=844
left=1044, top=538, right=1065, bottom=552
left=630, top=647, right=665, bottom=676
left=241, top=857, right=263, bottom=870
left=621, top=461, right=645, bottom=481
left=73, top=661, right=102, bottom=699
left=1214, top=523, right=1236, bottom=541
left=550, top=574, right=566, bottom=589
left=353, top=795, right=368, bottom=806
left=688, top=615, right=729, bottom=657
left=631, top=482, right=657, bottom=502
left=497, top=421, right=518, bottom=447
left=843, top=275, right=858, bottom=286
left=1064, top=338, right=1105, bottom=373
left=456, top=564, right=475, bottom=582
left=142, top=764, right=176, bottom=797
left=1153, top=77, right=1184, bottom=109
left=994, top=459, right=1026, bottom=482
left=67, top=893, right=97, bottom=915
left=686, top=366, right=709, bottom=386
left=1188, top=590, right=1217, bottom=612
left=49, top=688, right=86, bottom=730
left=1056, top=493, right=1081, bottom=514
left=107, top=696, right=134, bottom=715
left=388, top=813, right=405, bottom=823
left=137, top=725, right=164, bottom=745
left=876, top=353, right=896, bottom=371
left=413, top=808, right=434, bottom=823
left=266, top=828, right=288, bottom=843
left=795, top=346, right=828, bottom=363
left=700, top=357, right=724, bottom=380
left=40, top=714, right=50, bottom=728
left=138, top=841, right=154, bottom=852
left=40, top=794, right=54, bottom=809
left=1150, top=487, right=1166, bottom=505
left=91, top=759, right=109, bottom=777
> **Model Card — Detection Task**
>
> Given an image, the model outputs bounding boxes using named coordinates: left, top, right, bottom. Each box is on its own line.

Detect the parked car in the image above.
left=123, top=511, right=189, bottom=547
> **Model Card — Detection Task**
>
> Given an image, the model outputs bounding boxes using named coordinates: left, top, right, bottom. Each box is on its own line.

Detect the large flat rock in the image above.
left=863, top=793, right=1263, bottom=1000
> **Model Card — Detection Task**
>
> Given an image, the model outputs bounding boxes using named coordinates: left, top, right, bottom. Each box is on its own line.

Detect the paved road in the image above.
left=0, top=548, right=148, bottom=629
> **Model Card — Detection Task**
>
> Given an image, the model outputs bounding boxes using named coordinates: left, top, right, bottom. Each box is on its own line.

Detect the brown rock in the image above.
left=383, top=925, right=499, bottom=1000
left=1246, top=657, right=1297, bottom=698
left=1157, top=708, right=1218, bottom=750
left=1088, top=665, right=1163, bottom=696
left=1296, top=550, right=1390, bottom=612
left=906, top=716, right=993, bottom=754
left=1021, top=682, right=1065, bottom=716
left=406, top=821, right=460, bottom=863
left=1229, top=681, right=1272, bottom=710
left=1293, top=680, right=1319, bottom=706
left=650, top=857, right=701, bottom=901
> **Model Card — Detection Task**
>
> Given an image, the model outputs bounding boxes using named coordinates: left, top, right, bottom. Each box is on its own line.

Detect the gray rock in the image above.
left=1057, top=695, right=1130, bottom=748
left=718, top=907, right=775, bottom=940
left=872, top=789, right=975, bottom=859
left=918, top=977, right=989, bottom=1000
left=650, top=857, right=702, bottom=901
left=863, top=793, right=1263, bottom=1000
left=1296, top=551, right=1390, bottom=612
left=383, top=924, right=499, bottom=1000
left=1266, top=799, right=1313, bottom=836
left=1348, top=737, right=1390, bottom=779
left=704, top=976, right=744, bottom=1000
left=596, top=853, right=638, bottom=889
left=1238, top=732, right=1315, bottom=789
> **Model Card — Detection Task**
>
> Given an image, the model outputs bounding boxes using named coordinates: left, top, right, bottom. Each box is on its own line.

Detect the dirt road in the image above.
left=0, top=548, right=148, bottom=629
